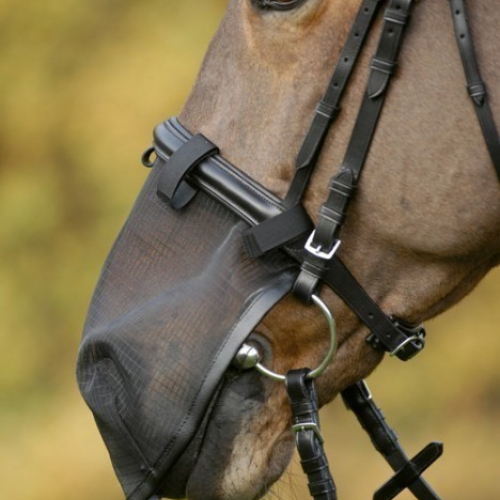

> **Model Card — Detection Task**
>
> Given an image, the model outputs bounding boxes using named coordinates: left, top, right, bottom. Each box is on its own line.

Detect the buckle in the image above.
left=304, top=231, right=341, bottom=260
left=291, top=422, right=324, bottom=444
left=390, top=320, right=426, bottom=360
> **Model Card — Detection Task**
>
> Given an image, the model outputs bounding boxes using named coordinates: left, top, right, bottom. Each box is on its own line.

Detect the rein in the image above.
left=143, top=0, right=500, bottom=499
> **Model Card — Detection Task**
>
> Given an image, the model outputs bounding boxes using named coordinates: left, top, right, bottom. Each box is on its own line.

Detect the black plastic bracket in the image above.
left=374, top=442, right=444, bottom=500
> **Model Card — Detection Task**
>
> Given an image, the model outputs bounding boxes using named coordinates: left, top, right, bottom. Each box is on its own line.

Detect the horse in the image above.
left=77, top=1, right=500, bottom=500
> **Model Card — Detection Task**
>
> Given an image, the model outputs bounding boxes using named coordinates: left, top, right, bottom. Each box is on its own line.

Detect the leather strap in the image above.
left=286, top=370, right=337, bottom=500
left=448, top=0, right=500, bottom=181
left=294, top=0, right=416, bottom=303
left=244, top=0, right=384, bottom=256
left=286, top=241, right=425, bottom=361
left=157, top=134, right=219, bottom=210
left=242, top=204, right=313, bottom=258
left=322, top=256, right=425, bottom=361
left=342, top=382, right=443, bottom=500
left=285, top=0, right=385, bottom=207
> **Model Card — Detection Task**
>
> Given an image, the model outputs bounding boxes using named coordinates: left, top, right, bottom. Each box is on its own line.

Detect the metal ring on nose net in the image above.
left=234, top=295, right=337, bottom=382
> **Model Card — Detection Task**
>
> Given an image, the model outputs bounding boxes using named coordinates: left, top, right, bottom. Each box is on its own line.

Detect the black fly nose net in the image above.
left=77, top=161, right=296, bottom=500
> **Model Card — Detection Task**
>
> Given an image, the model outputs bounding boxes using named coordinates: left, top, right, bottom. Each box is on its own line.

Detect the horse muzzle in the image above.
left=76, top=165, right=296, bottom=500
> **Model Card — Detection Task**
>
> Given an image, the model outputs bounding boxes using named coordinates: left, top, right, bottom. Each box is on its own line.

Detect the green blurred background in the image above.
left=1, top=1, right=499, bottom=499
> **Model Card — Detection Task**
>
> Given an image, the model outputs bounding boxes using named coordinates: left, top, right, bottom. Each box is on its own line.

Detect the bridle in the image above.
left=141, top=0, right=500, bottom=499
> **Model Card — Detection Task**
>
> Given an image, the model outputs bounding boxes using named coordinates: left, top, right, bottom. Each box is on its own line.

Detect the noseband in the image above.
left=81, top=0, right=499, bottom=499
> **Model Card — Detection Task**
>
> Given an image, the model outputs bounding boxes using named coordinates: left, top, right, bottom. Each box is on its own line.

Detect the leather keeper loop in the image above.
left=371, top=57, right=397, bottom=75
left=316, top=102, right=341, bottom=121
left=157, top=134, right=219, bottom=210
left=309, top=480, right=337, bottom=497
left=301, top=456, right=330, bottom=475
left=467, top=81, right=486, bottom=104
left=384, top=9, right=410, bottom=25
left=329, top=174, right=356, bottom=197
left=318, top=205, right=345, bottom=226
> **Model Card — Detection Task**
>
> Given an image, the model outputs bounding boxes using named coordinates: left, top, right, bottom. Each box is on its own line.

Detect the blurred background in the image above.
left=1, top=1, right=499, bottom=499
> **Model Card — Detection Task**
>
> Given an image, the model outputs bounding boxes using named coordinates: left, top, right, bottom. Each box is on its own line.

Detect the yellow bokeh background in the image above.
left=1, top=1, right=498, bottom=499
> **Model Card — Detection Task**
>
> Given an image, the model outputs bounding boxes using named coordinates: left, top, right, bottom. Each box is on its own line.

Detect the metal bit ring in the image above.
left=233, top=295, right=337, bottom=382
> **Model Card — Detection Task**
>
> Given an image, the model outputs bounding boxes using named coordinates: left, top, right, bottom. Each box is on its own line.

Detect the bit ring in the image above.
left=234, top=295, right=337, bottom=382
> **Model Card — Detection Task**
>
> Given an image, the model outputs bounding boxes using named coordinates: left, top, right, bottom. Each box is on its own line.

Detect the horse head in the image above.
left=77, top=1, right=500, bottom=500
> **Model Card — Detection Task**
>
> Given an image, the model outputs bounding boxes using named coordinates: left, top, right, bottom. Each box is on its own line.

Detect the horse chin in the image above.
left=184, top=370, right=295, bottom=500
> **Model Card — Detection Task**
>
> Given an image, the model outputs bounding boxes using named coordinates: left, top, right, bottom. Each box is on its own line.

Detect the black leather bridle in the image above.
left=142, top=0, right=500, bottom=499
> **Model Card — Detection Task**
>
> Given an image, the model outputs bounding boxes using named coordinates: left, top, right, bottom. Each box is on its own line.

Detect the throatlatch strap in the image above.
left=448, top=0, right=500, bottom=181
left=294, top=0, right=416, bottom=303
left=342, top=382, right=443, bottom=500
left=157, top=134, right=219, bottom=209
left=286, top=370, right=337, bottom=500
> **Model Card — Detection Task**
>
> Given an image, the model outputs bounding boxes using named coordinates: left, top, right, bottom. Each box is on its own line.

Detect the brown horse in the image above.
left=176, top=1, right=499, bottom=499
left=77, top=1, right=500, bottom=500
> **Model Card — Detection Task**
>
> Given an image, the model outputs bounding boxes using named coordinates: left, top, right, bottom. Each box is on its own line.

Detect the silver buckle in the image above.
left=305, top=231, right=341, bottom=260
left=390, top=332, right=425, bottom=358
left=291, top=422, right=324, bottom=444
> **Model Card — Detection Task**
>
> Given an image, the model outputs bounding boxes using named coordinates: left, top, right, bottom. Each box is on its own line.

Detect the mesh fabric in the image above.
left=77, top=164, right=296, bottom=500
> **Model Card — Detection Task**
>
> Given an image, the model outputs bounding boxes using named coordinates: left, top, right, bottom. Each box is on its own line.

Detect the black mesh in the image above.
left=77, top=164, right=296, bottom=500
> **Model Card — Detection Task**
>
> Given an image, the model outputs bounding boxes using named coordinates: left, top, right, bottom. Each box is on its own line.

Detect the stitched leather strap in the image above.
left=286, top=370, right=337, bottom=500
left=448, top=0, right=500, bottom=181
left=342, top=382, right=443, bottom=500
left=157, top=134, right=219, bottom=209
left=285, top=0, right=385, bottom=207
left=294, top=0, right=416, bottom=303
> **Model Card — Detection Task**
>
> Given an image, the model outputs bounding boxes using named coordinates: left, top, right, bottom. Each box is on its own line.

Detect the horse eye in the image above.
left=253, top=0, right=308, bottom=11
